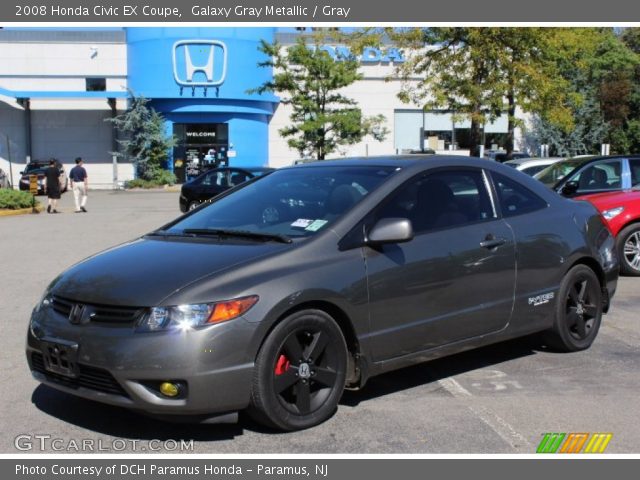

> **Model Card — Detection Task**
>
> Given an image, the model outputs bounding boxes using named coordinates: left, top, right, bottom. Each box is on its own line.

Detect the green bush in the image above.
left=125, top=169, right=177, bottom=189
left=151, top=169, right=177, bottom=186
left=0, top=189, right=38, bottom=210
left=124, top=179, right=156, bottom=189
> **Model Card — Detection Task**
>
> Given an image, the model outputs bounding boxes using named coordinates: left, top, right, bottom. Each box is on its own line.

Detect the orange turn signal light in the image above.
left=207, top=295, right=259, bottom=324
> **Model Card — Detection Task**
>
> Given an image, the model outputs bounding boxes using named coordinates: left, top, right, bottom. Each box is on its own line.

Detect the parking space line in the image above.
left=438, top=377, right=532, bottom=452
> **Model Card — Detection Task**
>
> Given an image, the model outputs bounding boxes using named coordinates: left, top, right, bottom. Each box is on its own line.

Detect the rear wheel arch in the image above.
left=566, top=256, right=604, bottom=288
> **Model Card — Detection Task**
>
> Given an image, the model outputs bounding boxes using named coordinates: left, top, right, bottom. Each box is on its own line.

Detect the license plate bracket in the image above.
left=41, top=338, right=79, bottom=378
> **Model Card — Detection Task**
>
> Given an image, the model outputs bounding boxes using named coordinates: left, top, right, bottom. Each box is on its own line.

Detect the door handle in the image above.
left=480, top=236, right=507, bottom=249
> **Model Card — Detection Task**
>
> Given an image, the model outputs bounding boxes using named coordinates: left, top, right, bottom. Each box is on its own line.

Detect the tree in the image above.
left=529, top=28, right=639, bottom=156
left=346, top=28, right=574, bottom=157
left=108, top=93, right=176, bottom=181
left=250, top=37, right=387, bottom=160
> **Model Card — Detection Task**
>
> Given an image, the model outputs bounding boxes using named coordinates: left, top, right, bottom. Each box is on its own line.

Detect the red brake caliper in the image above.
left=274, top=354, right=290, bottom=376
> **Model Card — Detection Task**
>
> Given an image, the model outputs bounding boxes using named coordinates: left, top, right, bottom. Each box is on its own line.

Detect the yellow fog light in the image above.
left=159, top=382, right=180, bottom=397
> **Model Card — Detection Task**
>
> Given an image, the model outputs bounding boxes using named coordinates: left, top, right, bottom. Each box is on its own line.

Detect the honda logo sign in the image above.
left=172, top=40, right=228, bottom=87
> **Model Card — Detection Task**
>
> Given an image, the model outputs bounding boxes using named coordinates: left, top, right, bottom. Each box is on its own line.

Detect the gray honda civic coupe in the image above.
left=26, top=156, right=618, bottom=431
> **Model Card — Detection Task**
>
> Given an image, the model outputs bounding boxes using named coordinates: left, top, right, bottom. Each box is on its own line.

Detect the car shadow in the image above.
left=30, top=385, right=245, bottom=441
left=31, top=335, right=545, bottom=439
left=340, top=334, right=544, bottom=407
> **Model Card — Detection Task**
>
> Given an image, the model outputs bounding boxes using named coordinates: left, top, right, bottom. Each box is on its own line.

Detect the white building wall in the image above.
left=0, top=34, right=131, bottom=188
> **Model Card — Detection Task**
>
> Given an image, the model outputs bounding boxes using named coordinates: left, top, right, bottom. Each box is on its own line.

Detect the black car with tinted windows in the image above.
left=179, top=166, right=274, bottom=212
left=27, top=156, right=618, bottom=431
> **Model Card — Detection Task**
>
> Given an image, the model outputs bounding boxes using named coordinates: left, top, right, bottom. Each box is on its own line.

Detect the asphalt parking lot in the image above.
left=1, top=190, right=639, bottom=454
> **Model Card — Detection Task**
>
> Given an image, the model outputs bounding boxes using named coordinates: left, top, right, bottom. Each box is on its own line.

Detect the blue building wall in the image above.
left=125, top=27, right=278, bottom=170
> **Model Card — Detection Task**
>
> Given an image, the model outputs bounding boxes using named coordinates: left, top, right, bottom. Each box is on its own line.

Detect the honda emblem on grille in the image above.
left=68, top=304, right=86, bottom=325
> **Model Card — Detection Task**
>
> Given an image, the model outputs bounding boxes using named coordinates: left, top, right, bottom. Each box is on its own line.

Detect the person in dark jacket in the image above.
left=69, top=157, right=89, bottom=213
left=44, top=159, right=61, bottom=214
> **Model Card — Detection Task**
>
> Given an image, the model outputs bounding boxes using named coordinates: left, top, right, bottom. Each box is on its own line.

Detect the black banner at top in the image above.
left=3, top=0, right=640, bottom=22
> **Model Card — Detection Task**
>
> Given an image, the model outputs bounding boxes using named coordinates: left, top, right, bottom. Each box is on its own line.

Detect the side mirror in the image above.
left=19, top=171, right=24, bottom=175
left=560, top=180, right=579, bottom=196
left=367, top=218, right=414, bottom=246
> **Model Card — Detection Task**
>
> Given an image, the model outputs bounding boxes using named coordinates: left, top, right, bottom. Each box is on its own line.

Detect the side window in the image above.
left=630, top=158, right=640, bottom=187
left=570, top=160, right=622, bottom=192
left=200, top=172, right=217, bottom=186
left=492, top=172, right=547, bottom=217
left=521, top=165, right=548, bottom=176
left=377, top=169, right=496, bottom=234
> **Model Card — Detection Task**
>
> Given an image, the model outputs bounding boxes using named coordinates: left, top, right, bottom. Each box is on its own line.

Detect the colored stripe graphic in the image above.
left=584, top=433, right=613, bottom=453
left=537, top=433, right=565, bottom=453
left=537, top=433, right=612, bottom=453
left=560, top=433, right=589, bottom=453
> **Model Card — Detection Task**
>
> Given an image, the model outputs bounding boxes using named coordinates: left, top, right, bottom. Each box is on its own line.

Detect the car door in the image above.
left=364, top=168, right=516, bottom=361
left=561, top=158, right=625, bottom=196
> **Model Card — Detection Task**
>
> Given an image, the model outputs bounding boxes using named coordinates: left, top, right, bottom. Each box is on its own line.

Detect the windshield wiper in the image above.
left=182, top=228, right=293, bottom=244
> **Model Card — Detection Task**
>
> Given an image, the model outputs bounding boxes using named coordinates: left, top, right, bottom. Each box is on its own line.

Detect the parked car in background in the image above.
left=577, top=189, right=640, bottom=276
left=504, top=157, right=563, bottom=177
left=27, top=156, right=618, bottom=431
left=535, top=155, right=640, bottom=197
left=18, top=160, right=68, bottom=195
left=179, top=166, right=274, bottom=212
left=485, top=150, right=529, bottom=162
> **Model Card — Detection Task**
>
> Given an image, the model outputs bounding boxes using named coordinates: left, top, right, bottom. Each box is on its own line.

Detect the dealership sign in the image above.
left=317, top=45, right=405, bottom=63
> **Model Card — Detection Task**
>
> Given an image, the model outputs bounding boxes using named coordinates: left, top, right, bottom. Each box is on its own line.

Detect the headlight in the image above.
left=602, top=206, right=624, bottom=221
left=136, top=295, right=259, bottom=333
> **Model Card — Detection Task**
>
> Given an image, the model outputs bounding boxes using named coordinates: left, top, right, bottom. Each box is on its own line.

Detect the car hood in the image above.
left=576, top=190, right=640, bottom=208
left=49, top=237, right=290, bottom=307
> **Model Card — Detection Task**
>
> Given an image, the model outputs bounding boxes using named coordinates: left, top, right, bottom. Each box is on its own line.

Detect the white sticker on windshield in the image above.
left=291, top=219, right=314, bottom=228
left=305, top=220, right=328, bottom=232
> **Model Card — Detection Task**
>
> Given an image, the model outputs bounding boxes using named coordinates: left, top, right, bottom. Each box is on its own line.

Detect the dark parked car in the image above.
left=535, top=155, right=640, bottom=197
left=19, top=160, right=68, bottom=195
left=179, top=166, right=274, bottom=212
left=485, top=150, right=529, bottom=163
left=27, top=156, right=618, bottom=431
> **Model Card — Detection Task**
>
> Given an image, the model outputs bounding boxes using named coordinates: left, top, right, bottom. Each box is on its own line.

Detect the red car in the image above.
left=577, top=190, right=640, bottom=276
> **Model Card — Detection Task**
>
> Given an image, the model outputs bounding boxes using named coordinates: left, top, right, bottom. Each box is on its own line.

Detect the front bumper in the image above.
left=26, top=306, right=256, bottom=417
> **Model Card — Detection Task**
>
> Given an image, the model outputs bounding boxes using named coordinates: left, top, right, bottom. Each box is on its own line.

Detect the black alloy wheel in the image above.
left=249, top=310, right=347, bottom=431
left=545, top=265, right=603, bottom=352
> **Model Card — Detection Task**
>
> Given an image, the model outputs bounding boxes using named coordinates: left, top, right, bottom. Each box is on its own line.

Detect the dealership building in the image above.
left=0, top=28, right=516, bottom=188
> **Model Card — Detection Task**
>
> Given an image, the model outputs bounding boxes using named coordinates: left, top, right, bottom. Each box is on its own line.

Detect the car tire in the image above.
left=544, top=265, right=603, bottom=352
left=249, top=309, right=348, bottom=431
left=617, top=223, right=640, bottom=276
left=188, top=201, right=200, bottom=211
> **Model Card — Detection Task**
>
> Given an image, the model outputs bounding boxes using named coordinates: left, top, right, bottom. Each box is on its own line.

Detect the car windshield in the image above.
left=534, top=157, right=594, bottom=186
left=165, top=165, right=399, bottom=239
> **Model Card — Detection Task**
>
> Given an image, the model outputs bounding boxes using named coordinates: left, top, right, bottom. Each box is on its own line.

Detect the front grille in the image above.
left=51, top=296, right=144, bottom=325
left=51, top=296, right=72, bottom=317
left=31, top=352, right=129, bottom=397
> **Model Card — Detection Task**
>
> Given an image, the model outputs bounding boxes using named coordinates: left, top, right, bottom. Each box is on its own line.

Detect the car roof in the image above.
left=286, top=154, right=473, bottom=169
left=504, top=157, right=562, bottom=166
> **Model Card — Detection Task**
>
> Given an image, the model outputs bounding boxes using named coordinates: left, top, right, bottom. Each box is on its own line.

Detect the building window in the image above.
left=86, top=78, right=106, bottom=91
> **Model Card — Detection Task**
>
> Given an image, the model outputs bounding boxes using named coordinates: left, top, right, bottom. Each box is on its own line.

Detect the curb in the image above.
left=0, top=205, right=44, bottom=217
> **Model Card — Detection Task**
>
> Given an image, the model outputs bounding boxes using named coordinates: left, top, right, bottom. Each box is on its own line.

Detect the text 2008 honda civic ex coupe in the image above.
left=26, top=156, right=618, bottom=431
